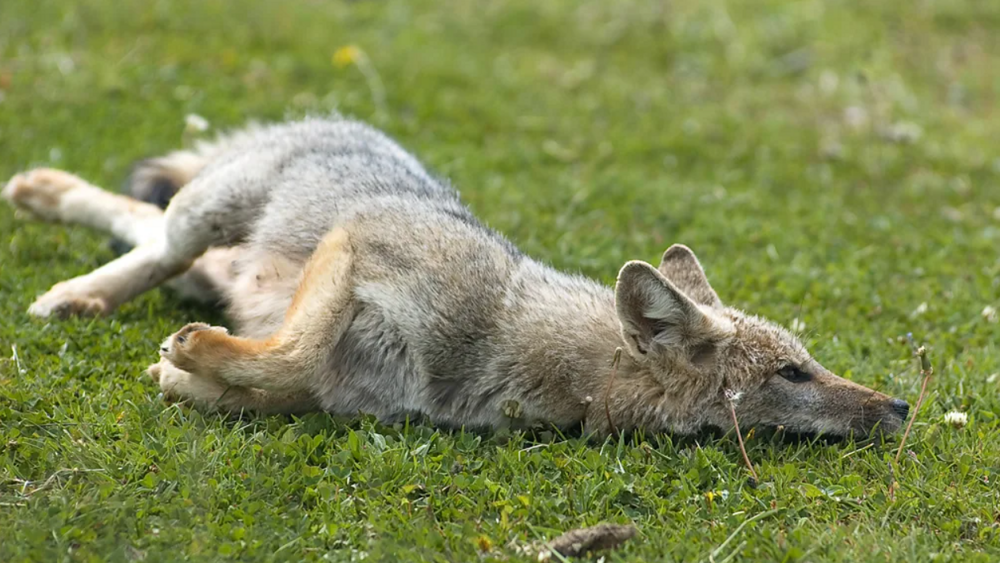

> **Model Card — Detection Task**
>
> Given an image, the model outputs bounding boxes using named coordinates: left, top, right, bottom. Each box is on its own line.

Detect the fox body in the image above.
left=2, top=117, right=909, bottom=437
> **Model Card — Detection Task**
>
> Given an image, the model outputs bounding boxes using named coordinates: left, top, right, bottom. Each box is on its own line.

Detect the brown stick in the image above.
left=894, top=334, right=933, bottom=465
left=545, top=523, right=637, bottom=557
left=726, top=390, right=758, bottom=482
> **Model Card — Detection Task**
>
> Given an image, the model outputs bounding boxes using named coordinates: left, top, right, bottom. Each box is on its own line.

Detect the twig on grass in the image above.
left=725, top=389, right=758, bottom=483
left=540, top=523, right=637, bottom=560
left=894, top=333, right=933, bottom=465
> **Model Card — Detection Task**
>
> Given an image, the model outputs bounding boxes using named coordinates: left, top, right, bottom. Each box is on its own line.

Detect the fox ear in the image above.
left=615, top=261, right=712, bottom=359
left=658, top=244, right=721, bottom=308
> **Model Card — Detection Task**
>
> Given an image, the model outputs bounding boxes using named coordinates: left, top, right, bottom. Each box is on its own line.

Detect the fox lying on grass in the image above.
left=2, top=117, right=910, bottom=437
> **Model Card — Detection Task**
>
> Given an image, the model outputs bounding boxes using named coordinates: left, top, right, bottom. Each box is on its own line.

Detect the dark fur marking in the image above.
left=145, top=176, right=180, bottom=209
left=108, top=238, right=133, bottom=257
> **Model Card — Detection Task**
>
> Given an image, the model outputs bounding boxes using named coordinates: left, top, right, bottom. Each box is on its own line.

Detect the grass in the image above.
left=1, top=0, right=999, bottom=561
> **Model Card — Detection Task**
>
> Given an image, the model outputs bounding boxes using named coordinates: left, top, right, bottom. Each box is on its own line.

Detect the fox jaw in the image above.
left=614, top=245, right=909, bottom=437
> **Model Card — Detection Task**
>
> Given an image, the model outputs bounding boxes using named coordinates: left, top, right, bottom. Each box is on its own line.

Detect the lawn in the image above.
left=1, top=0, right=999, bottom=561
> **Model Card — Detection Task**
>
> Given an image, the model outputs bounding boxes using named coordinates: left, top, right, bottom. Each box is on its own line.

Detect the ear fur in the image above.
left=615, top=261, right=720, bottom=359
left=657, top=244, right=721, bottom=308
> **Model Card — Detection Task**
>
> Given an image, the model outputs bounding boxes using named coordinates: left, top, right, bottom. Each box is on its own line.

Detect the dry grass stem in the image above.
left=894, top=334, right=933, bottom=465
left=725, top=390, right=758, bottom=482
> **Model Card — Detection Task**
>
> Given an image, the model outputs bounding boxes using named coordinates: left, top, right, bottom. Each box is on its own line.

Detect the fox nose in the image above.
left=890, top=399, right=910, bottom=421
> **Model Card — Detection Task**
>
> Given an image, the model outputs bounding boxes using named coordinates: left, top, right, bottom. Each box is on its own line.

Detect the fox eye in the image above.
left=778, top=365, right=812, bottom=383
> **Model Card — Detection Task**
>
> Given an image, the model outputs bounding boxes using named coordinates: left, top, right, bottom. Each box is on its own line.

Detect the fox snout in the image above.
left=807, top=373, right=909, bottom=436
left=730, top=362, right=911, bottom=438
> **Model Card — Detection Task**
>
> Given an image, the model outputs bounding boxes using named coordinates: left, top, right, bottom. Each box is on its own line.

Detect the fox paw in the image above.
left=159, top=322, right=229, bottom=373
left=28, top=281, right=109, bottom=318
left=147, top=358, right=227, bottom=406
left=2, top=168, right=84, bottom=221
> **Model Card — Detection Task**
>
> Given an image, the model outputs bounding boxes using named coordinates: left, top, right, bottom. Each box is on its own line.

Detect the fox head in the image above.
left=614, top=244, right=909, bottom=437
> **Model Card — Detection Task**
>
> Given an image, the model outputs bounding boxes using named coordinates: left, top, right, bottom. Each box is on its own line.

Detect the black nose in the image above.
left=890, top=399, right=910, bottom=421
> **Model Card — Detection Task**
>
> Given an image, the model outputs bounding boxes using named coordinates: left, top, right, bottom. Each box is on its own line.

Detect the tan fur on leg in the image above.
left=160, top=228, right=355, bottom=393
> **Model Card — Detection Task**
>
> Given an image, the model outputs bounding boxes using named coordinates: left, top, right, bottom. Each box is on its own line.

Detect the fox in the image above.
left=1, top=116, right=910, bottom=438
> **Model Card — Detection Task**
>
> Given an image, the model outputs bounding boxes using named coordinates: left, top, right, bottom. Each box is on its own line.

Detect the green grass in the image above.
left=2, top=0, right=999, bottom=561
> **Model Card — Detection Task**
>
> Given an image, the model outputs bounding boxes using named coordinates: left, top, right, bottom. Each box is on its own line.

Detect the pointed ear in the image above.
left=657, top=244, right=721, bottom=308
left=615, top=261, right=711, bottom=359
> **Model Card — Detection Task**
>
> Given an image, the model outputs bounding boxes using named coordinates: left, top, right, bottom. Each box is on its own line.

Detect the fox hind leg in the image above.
left=158, top=227, right=355, bottom=396
left=148, top=358, right=316, bottom=414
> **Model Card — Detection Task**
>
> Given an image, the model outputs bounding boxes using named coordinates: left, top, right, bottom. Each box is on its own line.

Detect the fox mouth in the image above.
left=754, top=416, right=907, bottom=443
left=761, top=403, right=910, bottom=439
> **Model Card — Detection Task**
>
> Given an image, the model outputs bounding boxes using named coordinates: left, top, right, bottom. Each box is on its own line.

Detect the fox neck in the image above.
left=583, top=345, right=725, bottom=435
left=570, top=296, right=725, bottom=435
left=512, top=279, right=676, bottom=432
left=509, top=261, right=722, bottom=434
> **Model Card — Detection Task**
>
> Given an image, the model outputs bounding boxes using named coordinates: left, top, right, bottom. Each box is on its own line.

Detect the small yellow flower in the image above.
left=475, top=535, right=493, bottom=552
left=332, top=45, right=361, bottom=68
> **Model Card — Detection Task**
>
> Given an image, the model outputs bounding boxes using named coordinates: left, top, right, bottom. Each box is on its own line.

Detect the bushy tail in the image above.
left=111, top=124, right=264, bottom=254
left=125, top=150, right=209, bottom=209
left=123, top=123, right=265, bottom=209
